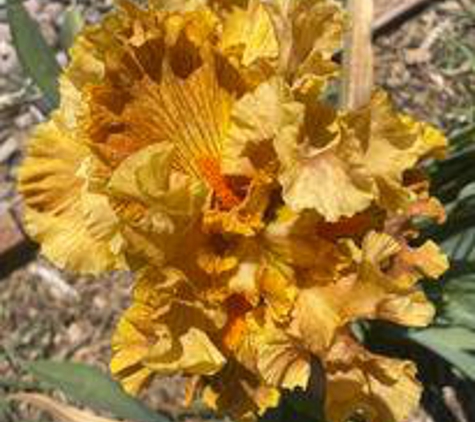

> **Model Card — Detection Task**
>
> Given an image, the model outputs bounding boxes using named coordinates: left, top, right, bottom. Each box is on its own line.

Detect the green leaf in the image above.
left=408, top=327, right=475, bottom=380
left=7, top=0, right=61, bottom=109
left=27, top=360, right=169, bottom=422
left=0, top=396, right=12, bottom=422
left=60, top=6, right=85, bottom=51
left=450, top=123, right=475, bottom=151
left=425, top=182, right=475, bottom=260
left=442, top=274, right=475, bottom=329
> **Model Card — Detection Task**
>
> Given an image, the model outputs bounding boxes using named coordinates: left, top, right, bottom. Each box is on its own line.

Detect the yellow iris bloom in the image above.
left=18, top=1, right=448, bottom=421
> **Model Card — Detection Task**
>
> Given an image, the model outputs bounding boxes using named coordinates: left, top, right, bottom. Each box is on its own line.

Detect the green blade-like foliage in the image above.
left=7, top=0, right=61, bottom=109
left=27, top=360, right=169, bottom=422
left=428, top=122, right=475, bottom=204
left=0, top=397, right=12, bottom=422
left=450, top=123, right=475, bottom=153
left=60, top=6, right=85, bottom=51
left=408, top=327, right=475, bottom=380
left=364, top=125, right=475, bottom=384
left=410, top=124, right=475, bottom=381
left=441, top=273, right=475, bottom=330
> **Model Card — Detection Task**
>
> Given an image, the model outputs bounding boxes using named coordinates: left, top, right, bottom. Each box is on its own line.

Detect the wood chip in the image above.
left=0, top=210, right=24, bottom=258
left=29, top=262, right=79, bottom=303
left=0, top=137, right=18, bottom=163
left=342, top=0, right=374, bottom=110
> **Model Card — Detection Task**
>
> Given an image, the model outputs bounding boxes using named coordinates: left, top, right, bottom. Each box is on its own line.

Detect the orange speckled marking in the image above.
left=198, top=156, right=240, bottom=209
left=317, top=212, right=374, bottom=239
left=222, top=295, right=252, bottom=351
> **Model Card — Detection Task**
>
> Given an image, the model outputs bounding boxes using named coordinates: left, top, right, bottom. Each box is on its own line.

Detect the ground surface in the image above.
left=0, top=0, right=474, bottom=421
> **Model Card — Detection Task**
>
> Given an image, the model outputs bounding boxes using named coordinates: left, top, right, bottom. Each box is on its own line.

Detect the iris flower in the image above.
left=18, top=1, right=448, bottom=421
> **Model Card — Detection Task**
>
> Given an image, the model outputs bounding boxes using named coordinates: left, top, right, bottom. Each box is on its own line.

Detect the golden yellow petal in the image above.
left=133, top=267, right=184, bottom=309
left=197, top=246, right=239, bottom=275
left=265, top=207, right=343, bottom=274
left=378, top=291, right=435, bottom=327
left=263, top=0, right=343, bottom=91
left=347, top=91, right=448, bottom=211
left=149, top=0, right=207, bottom=12
left=228, top=310, right=312, bottom=391
left=417, top=121, right=448, bottom=159
left=361, top=230, right=401, bottom=265
left=356, top=232, right=443, bottom=327
left=65, top=30, right=105, bottom=93
left=133, top=266, right=227, bottom=326
left=395, top=241, right=449, bottom=284
left=221, top=1, right=278, bottom=68
left=146, top=327, right=226, bottom=375
left=290, top=0, right=344, bottom=95
left=288, top=231, right=441, bottom=332
left=112, top=303, right=226, bottom=385
left=119, top=367, right=155, bottom=396
left=222, top=77, right=302, bottom=176
left=326, top=334, right=422, bottom=422
left=108, top=142, right=206, bottom=231
left=202, top=172, right=275, bottom=236
left=18, top=117, right=124, bottom=274
left=108, top=143, right=173, bottom=199
left=202, top=361, right=280, bottom=421
left=18, top=6, right=130, bottom=274
left=111, top=311, right=151, bottom=375
left=408, top=196, right=446, bottom=224
left=349, top=91, right=417, bottom=180
left=110, top=302, right=158, bottom=394
left=289, top=287, right=341, bottom=355
left=101, top=142, right=207, bottom=270
left=84, top=10, right=239, bottom=178
left=258, top=263, right=298, bottom=322
left=111, top=266, right=228, bottom=391
left=256, top=330, right=312, bottom=390
left=277, top=134, right=375, bottom=222
left=203, top=207, right=263, bottom=236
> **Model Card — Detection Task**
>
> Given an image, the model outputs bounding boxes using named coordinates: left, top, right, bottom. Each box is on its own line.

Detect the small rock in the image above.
left=14, top=112, right=37, bottom=130
left=0, top=26, right=18, bottom=76
left=0, top=210, right=25, bottom=258
left=67, top=322, right=83, bottom=343
left=24, top=0, right=42, bottom=15
left=0, top=137, right=18, bottom=163
left=42, top=2, right=65, bottom=23
left=93, top=295, right=107, bottom=309
left=405, top=48, right=431, bottom=65
left=29, top=263, right=80, bottom=303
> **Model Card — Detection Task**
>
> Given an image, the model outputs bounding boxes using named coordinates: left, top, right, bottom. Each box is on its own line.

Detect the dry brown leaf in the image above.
left=10, top=392, right=123, bottom=422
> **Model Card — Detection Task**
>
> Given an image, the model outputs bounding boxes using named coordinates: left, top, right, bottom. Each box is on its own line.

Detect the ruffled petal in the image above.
left=222, top=77, right=303, bottom=176
left=325, top=333, right=422, bottom=422
left=108, top=142, right=206, bottom=246
left=221, top=1, right=278, bottom=69
left=276, top=104, right=375, bottom=222
left=346, top=91, right=448, bottom=211
left=262, top=0, right=343, bottom=93
left=202, top=361, right=280, bottom=421
left=18, top=117, right=125, bottom=274
left=111, top=268, right=227, bottom=389
left=227, top=312, right=312, bottom=390
left=289, top=286, right=342, bottom=354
